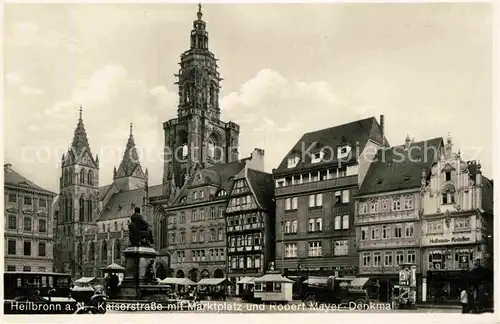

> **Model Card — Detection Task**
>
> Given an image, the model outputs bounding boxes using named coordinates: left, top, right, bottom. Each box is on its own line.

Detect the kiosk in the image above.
left=253, top=271, right=294, bottom=303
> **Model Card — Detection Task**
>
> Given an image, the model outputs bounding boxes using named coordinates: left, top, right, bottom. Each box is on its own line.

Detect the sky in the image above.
left=3, top=3, right=493, bottom=194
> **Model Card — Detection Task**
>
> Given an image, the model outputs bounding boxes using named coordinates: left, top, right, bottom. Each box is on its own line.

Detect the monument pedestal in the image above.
left=117, top=246, right=160, bottom=300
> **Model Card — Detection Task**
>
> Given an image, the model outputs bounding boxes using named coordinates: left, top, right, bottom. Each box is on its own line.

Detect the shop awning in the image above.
left=100, top=263, right=125, bottom=272
left=158, top=278, right=195, bottom=286
left=350, top=277, right=370, bottom=289
left=197, top=278, right=230, bottom=286
left=253, top=274, right=294, bottom=283
left=75, top=277, right=97, bottom=284
left=303, top=277, right=328, bottom=286
left=236, top=277, right=256, bottom=284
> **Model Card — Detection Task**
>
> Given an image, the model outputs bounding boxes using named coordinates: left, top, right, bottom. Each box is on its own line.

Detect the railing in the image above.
left=275, top=175, right=358, bottom=196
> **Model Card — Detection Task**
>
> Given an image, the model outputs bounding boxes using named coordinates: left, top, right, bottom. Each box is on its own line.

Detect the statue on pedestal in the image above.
left=128, top=207, right=154, bottom=247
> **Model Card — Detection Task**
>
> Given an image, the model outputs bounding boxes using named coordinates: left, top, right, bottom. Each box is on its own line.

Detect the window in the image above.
left=384, top=252, right=393, bottom=266
left=315, top=218, right=323, bottom=232
left=8, top=240, right=16, bottom=255
left=396, top=251, right=404, bottom=264
left=442, top=193, right=455, bottom=205
left=8, top=193, right=17, bottom=203
left=23, top=266, right=31, bottom=272
left=200, top=191, right=204, bottom=199
left=23, top=217, right=32, bottom=231
left=361, top=227, right=368, bottom=240
left=334, top=240, right=348, bottom=256
left=381, top=225, right=388, bottom=239
left=308, top=219, right=315, bottom=232
left=7, top=265, right=16, bottom=271
left=38, top=199, right=47, bottom=208
left=199, top=230, right=204, bottom=243
left=8, top=215, right=16, bottom=229
left=392, top=198, right=401, bottom=211
left=239, top=256, right=245, bottom=268
left=180, top=232, right=186, bottom=243
left=335, top=191, right=342, bottom=204
left=370, top=201, right=379, bottom=213
left=359, top=202, right=368, bottom=215
left=192, top=210, right=198, bottom=221
left=287, top=156, right=300, bottom=168
left=38, top=242, right=46, bottom=257
left=403, top=196, right=413, bottom=210
left=285, top=221, right=291, bottom=234
left=407, top=250, right=416, bottom=263
left=334, top=216, right=341, bottom=230
left=209, top=229, right=215, bottom=241
left=362, top=252, right=371, bottom=267
left=291, top=220, right=297, bottom=233
left=342, top=190, right=349, bottom=203
left=445, top=171, right=451, bottom=181
left=427, top=220, right=443, bottom=234
left=38, top=219, right=46, bottom=233
left=24, top=196, right=32, bottom=205
left=231, top=257, right=237, bottom=269
left=405, top=223, right=414, bottom=237
left=199, top=209, right=205, bottom=221
left=373, top=252, right=381, bottom=267
left=291, top=197, right=298, bottom=210
left=210, top=208, right=215, bottom=219
left=381, top=199, right=389, bottom=212
left=342, top=215, right=349, bottom=229
left=285, top=198, right=291, bottom=210
left=24, top=241, right=31, bottom=256
left=218, top=207, right=224, bottom=218
left=394, top=224, right=402, bottom=238
left=308, top=241, right=322, bottom=257
left=454, top=217, right=470, bottom=231
left=255, top=255, right=261, bottom=268
left=308, top=194, right=322, bottom=208
left=79, top=169, right=85, bottom=184
left=194, top=192, right=198, bottom=200
left=218, top=228, right=223, bottom=241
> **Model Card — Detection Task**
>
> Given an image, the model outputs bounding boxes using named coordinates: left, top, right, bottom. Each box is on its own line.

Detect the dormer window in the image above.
left=337, top=145, right=351, bottom=159
left=217, top=190, right=227, bottom=197
left=287, top=156, right=300, bottom=168
left=311, top=150, right=325, bottom=164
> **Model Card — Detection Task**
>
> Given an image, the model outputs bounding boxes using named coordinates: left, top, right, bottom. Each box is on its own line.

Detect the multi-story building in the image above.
left=4, top=163, right=57, bottom=272
left=273, top=116, right=388, bottom=278
left=354, top=136, right=443, bottom=302
left=155, top=149, right=265, bottom=281
left=420, top=135, right=493, bottom=302
left=226, top=163, right=275, bottom=283
left=54, top=111, right=164, bottom=278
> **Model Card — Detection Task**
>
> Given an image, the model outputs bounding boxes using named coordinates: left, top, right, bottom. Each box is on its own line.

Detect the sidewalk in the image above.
left=417, top=303, right=461, bottom=309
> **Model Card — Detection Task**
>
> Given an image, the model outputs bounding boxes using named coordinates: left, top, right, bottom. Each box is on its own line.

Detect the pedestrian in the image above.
left=460, top=287, right=469, bottom=314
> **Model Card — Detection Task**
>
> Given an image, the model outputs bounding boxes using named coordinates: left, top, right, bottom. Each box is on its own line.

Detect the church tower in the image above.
left=113, top=123, right=147, bottom=191
left=163, top=4, right=240, bottom=196
left=57, top=107, right=99, bottom=276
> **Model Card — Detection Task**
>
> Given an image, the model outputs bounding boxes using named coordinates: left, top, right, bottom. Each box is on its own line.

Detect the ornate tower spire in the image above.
left=71, top=106, right=92, bottom=156
left=118, top=123, right=141, bottom=176
left=191, top=3, right=208, bottom=50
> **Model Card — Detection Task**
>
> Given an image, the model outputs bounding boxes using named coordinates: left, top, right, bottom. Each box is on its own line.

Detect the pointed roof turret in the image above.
left=70, top=106, right=92, bottom=156
left=117, top=123, right=142, bottom=176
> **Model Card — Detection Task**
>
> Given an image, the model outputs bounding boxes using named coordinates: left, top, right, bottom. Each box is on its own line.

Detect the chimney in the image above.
left=246, top=148, right=265, bottom=172
left=4, top=164, right=12, bottom=172
left=380, top=115, right=385, bottom=146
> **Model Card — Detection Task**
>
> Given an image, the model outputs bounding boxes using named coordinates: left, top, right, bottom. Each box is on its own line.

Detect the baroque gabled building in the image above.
left=226, top=162, right=275, bottom=283
left=273, top=116, right=389, bottom=278
left=354, top=136, right=443, bottom=302
left=162, top=5, right=239, bottom=200
left=420, top=134, right=493, bottom=303
left=4, top=164, right=57, bottom=272
left=54, top=111, right=164, bottom=278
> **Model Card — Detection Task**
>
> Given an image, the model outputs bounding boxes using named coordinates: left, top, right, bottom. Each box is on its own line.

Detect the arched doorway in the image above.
left=213, top=269, right=224, bottom=278
left=176, top=270, right=185, bottom=278
left=200, top=269, right=210, bottom=279
left=156, top=263, right=168, bottom=280
left=188, top=268, right=199, bottom=282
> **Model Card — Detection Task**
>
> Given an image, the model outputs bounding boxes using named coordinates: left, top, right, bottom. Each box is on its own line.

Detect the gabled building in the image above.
left=155, top=149, right=265, bottom=282
left=226, top=160, right=275, bottom=283
left=420, top=135, right=493, bottom=303
left=273, top=115, right=388, bottom=278
left=54, top=111, right=164, bottom=278
left=354, top=136, right=443, bottom=302
left=4, top=164, right=57, bottom=272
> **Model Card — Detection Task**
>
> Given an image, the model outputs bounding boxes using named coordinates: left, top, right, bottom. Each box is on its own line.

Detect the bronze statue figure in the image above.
left=144, top=259, right=157, bottom=284
left=128, top=207, right=155, bottom=247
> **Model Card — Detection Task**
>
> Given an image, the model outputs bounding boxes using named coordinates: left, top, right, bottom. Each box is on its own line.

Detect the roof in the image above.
left=236, top=277, right=256, bottom=284
left=252, top=274, right=294, bottom=283
left=99, top=185, right=112, bottom=198
left=158, top=278, right=195, bottom=285
left=74, top=277, right=97, bottom=284
left=4, top=165, right=56, bottom=196
left=274, top=117, right=388, bottom=175
left=197, top=278, right=230, bottom=285
left=99, top=187, right=146, bottom=221
left=101, top=263, right=125, bottom=271
left=358, top=137, right=444, bottom=196
left=246, top=169, right=274, bottom=210
left=148, top=184, right=163, bottom=198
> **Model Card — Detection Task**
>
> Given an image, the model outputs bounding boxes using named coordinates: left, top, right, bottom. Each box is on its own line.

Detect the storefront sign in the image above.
left=422, top=232, right=475, bottom=246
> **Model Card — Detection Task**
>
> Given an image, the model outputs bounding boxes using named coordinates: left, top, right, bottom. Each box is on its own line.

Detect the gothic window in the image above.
left=88, top=170, right=94, bottom=186
left=115, top=240, right=121, bottom=261
left=80, top=169, right=85, bottom=184
left=77, top=242, right=83, bottom=262
left=79, top=197, right=85, bottom=222
left=64, top=169, right=69, bottom=186
left=88, top=241, right=95, bottom=262
left=87, top=200, right=93, bottom=222
left=101, top=240, right=107, bottom=262
left=208, top=133, right=221, bottom=161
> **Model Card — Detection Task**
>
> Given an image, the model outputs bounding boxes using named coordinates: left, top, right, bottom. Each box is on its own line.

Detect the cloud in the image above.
left=7, top=21, right=77, bottom=52
left=5, top=71, right=45, bottom=96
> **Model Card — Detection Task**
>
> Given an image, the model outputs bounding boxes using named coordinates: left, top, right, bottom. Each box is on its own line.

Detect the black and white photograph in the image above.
left=2, top=0, right=497, bottom=319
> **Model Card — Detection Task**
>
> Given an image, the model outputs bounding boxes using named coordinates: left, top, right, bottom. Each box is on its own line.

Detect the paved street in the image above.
left=107, top=300, right=462, bottom=313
